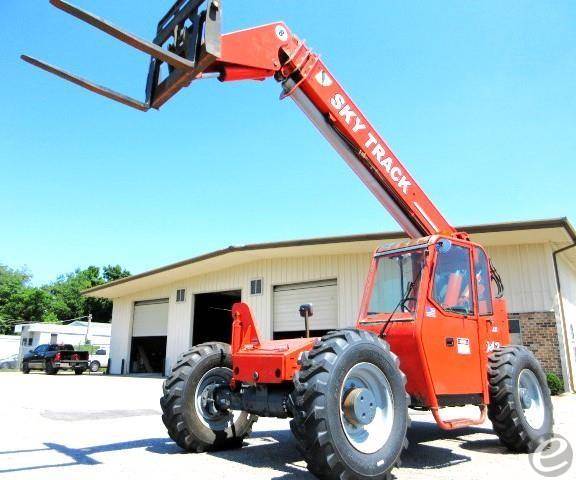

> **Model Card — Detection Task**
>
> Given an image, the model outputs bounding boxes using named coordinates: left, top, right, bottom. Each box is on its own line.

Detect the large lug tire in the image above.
left=290, top=329, right=409, bottom=480
left=488, top=345, right=554, bottom=452
left=160, top=342, right=257, bottom=453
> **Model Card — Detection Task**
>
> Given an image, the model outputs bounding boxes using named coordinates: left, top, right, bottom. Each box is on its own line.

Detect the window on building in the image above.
left=509, top=319, right=521, bottom=334
left=176, top=289, right=186, bottom=302
left=22, top=337, right=27, bottom=345
left=433, top=244, right=474, bottom=315
left=474, top=247, right=493, bottom=316
left=250, top=278, right=263, bottom=296
left=28, top=338, right=33, bottom=346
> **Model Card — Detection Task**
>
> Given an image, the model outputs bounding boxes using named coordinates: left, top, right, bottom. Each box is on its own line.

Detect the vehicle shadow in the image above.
left=0, top=438, right=180, bottom=475
left=0, top=419, right=503, bottom=477
left=403, top=419, right=506, bottom=469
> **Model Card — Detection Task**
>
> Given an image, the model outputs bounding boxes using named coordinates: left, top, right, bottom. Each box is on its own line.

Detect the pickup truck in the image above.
left=22, top=344, right=90, bottom=375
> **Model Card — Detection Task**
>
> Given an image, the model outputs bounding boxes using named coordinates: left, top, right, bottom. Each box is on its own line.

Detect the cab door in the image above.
left=420, top=241, right=484, bottom=402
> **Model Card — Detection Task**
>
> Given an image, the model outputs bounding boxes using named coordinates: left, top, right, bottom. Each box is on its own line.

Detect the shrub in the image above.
left=546, top=373, right=564, bottom=396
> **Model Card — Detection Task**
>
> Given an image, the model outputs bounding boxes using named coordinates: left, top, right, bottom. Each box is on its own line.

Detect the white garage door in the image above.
left=132, top=299, right=169, bottom=337
left=273, top=280, right=338, bottom=333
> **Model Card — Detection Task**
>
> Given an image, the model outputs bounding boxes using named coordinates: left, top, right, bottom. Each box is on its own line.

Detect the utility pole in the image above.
left=85, top=313, right=93, bottom=344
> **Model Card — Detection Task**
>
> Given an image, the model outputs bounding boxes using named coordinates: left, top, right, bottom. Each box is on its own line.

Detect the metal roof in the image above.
left=84, top=217, right=575, bottom=299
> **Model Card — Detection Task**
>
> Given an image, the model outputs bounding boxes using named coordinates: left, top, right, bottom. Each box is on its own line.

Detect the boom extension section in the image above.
left=22, top=0, right=459, bottom=239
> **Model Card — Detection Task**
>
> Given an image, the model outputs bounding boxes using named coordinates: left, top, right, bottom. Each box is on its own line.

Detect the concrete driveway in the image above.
left=0, top=372, right=574, bottom=480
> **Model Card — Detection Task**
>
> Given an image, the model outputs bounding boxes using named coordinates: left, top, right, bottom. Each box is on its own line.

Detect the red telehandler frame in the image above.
left=24, top=1, right=554, bottom=478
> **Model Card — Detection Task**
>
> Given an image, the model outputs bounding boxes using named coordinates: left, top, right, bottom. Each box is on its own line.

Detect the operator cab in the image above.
left=360, top=235, right=509, bottom=408
left=361, top=235, right=498, bottom=325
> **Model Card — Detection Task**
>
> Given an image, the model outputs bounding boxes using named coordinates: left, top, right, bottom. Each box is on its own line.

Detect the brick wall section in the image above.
left=509, top=311, right=563, bottom=380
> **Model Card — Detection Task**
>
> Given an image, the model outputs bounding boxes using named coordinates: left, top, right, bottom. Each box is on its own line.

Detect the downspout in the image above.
left=553, top=242, right=576, bottom=392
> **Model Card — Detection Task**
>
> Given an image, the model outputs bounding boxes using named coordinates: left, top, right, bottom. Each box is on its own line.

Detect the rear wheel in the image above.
left=89, top=361, right=101, bottom=373
left=45, top=361, right=58, bottom=375
left=291, top=329, right=409, bottom=479
left=160, top=342, right=257, bottom=452
left=488, top=346, right=554, bottom=452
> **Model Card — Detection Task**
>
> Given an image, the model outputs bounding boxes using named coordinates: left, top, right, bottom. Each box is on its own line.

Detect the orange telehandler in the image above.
left=23, top=2, right=554, bottom=478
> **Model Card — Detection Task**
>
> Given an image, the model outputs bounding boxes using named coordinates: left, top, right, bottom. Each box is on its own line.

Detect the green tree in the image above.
left=0, top=265, right=35, bottom=334
left=45, top=265, right=131, bottom=323
left=103, top=265, right=131, bottom=282
left=0, top=263, right=131, bottom=334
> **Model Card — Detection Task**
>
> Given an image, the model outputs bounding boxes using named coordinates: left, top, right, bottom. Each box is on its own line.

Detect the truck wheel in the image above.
left=22, top=363, right=30, bottom=374
left=488, top=346, right=554, bottom=452
left=45, top=362, right=58, bottom=375
left=89, top=361, right=101, bottom=373
left=291, top=329, right=409, bottom=480
left=74, top=368, right=86, bottom=375
left=160, top=342, right=257, bottom=453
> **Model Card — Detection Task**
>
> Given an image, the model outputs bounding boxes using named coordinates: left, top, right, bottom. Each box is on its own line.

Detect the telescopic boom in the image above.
left=22, top=0, right=462, bottom=239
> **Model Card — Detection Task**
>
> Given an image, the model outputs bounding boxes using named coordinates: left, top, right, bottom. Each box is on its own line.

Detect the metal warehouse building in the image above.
left=85, top=218, right=576, bottom=391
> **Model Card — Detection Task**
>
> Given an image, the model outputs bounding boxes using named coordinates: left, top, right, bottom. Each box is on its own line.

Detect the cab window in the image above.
left=432, top=244, right=474, bottom=315
left=367, top=249, right=425, bottom=318
left=474, top=247, right=493, bottom=315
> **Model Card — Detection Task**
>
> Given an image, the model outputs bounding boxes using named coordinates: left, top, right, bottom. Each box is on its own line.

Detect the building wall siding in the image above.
left=557, top=256, right=576, bottom=389
left=109, top=298, right=132, bottom=374
left=109, top=242, right=566, bottom=376
left=485, top=243, right=557, bottom=313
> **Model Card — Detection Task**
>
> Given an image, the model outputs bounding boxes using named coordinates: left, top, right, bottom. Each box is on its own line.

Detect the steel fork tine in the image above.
left=21, top=55, right=150, bottom=112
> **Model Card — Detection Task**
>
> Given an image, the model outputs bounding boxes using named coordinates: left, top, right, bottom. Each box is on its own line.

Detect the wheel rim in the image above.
left=518, top=369, right=545, bottom=430
left=194, top=367, right=237, bottom=431
left=339, top=362, right=394, bottom=454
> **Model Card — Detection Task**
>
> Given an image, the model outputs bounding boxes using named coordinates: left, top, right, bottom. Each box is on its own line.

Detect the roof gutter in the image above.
left=552, top=240, right=576, bottom=393
left=83, top=217, right=576, bottom=297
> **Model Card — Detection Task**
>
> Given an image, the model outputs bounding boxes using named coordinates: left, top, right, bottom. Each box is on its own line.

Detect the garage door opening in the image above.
left=130, top=336, right=167, bottom=374
left=192, top=290, right=241, bottom=346
left=273, top=279, right=338, bottom=340
left=130, top=299, right=168, bottom=374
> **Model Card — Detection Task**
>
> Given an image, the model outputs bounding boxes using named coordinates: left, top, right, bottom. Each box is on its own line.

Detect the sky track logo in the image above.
left=529, top=434, right=573, bottom=477
left=329, top=93, right=412, bottom=195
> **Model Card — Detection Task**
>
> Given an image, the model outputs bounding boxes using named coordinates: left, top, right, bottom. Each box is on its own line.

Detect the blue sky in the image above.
left=1, top=1, right=574, bottom=285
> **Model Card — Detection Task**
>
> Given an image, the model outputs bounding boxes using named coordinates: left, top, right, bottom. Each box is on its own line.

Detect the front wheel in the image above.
left=488, top=346, right=554, bottom=452
left=160, top=342, right=257, bottom=453
left=291, top=329, right=409, bottom=479
left=22, top=363, right=30, bottom=374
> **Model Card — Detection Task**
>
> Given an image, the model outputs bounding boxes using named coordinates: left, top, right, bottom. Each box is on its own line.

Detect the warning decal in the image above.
left=457, top=338, right=471, bottom=355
